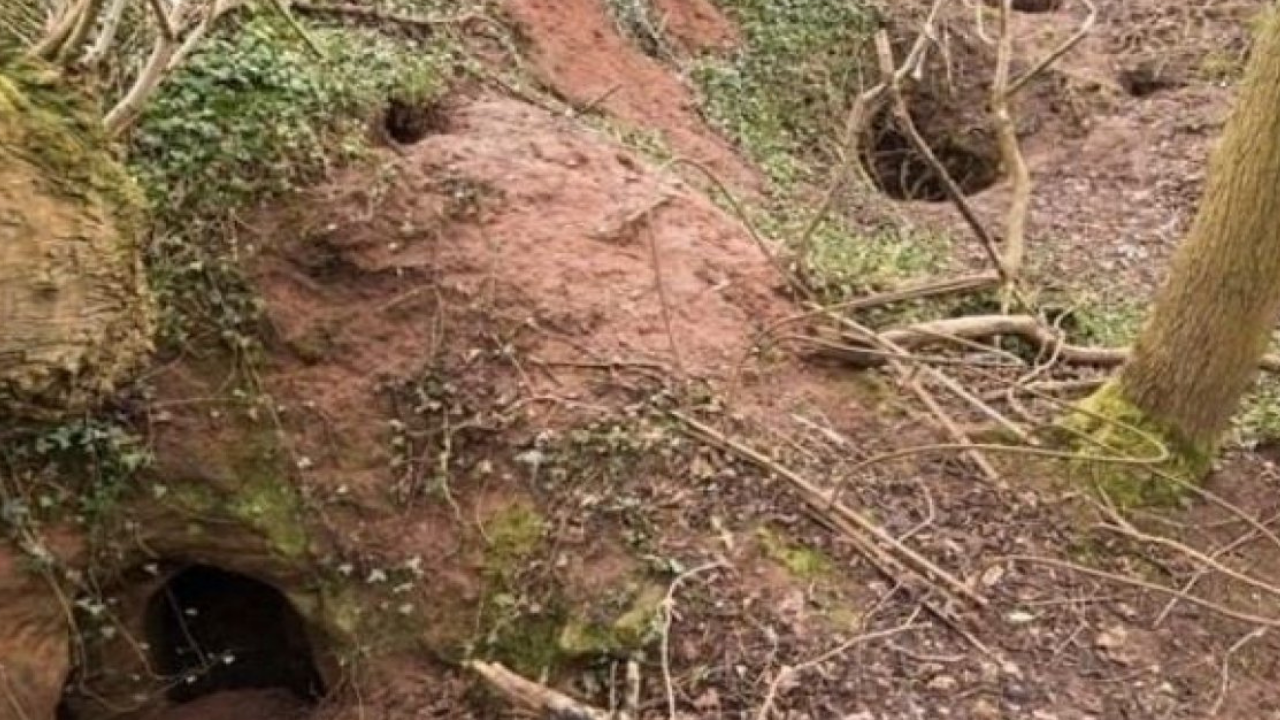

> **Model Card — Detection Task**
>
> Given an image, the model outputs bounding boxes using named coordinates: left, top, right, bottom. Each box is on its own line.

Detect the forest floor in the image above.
left=32, top=1, right=1280, bottom=719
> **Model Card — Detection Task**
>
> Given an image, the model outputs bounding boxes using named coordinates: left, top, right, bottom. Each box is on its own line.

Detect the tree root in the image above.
left=818, top=314, right=1280, bottom=372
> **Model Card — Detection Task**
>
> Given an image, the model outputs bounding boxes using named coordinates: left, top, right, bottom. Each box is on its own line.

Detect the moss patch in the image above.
left=557, top=583, right=665, bottom=657
left=164, top=427, right=312, bottom=559
left=758, top=526, right=834, bottom=580
left=1058, top=381, right=1212, bottom=507
left=483, top=501, right=547, bottom=578
left=0, top=59, right=145, bottom=237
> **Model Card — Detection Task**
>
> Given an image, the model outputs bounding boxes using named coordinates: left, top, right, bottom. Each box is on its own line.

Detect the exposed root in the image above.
left=818, top=314, right=1280, bottom=373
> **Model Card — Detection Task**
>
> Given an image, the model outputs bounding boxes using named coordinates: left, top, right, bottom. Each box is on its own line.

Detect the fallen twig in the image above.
left=660, top=562, right=726, bottom=720
left=467, top=661, right=612, bottom=720
left=671, top=411, right=988, bottom=608
left=754, top=616, right=926, bottom=720
left=834, top=314, right=1280, bottom=372
left=1006, top=555, right=1280, bottom=628
left=1209, top=628, right=1266, bottom=716
left=290, top=1, right=478, bottom=30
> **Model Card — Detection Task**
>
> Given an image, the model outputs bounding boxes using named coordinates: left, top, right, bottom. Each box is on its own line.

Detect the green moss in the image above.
left=557, top=584, right=665, bottom=657
left=483, top=501, right=547, bottom=578
left=758, top=526, right=834, bottom=580
left=483, top=605, right=567, bottom=678
left=1058, top=381, right=1212, bottom=507
left=166, top=428, right=311, bottom=558
left=0, top=59, right=146, bottom=238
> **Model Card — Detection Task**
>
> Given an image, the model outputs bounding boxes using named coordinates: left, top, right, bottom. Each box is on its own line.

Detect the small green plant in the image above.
left=1, top=419, right=151, bottom=532
left=799, top=221, right=951, bottom=300
left=694, top=0, right=876, bottom=186
left=1235, top=367, right=1280, bottom=447
left=603, top=0, right=673, bottom=60
left=129, top=12, right=457, bottom=350
left=1055, top=294, right=1146, bottom=348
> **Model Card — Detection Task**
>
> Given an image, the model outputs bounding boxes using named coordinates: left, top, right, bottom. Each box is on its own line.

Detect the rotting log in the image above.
left=0, top=59, right=153, bottom=418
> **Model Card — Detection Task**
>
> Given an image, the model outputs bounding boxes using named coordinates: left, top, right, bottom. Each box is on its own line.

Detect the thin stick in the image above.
left=29, top=0, right=91, bottom=59
left=1096, top=504, right=1280, bottom=604
left=671, top=412, right=988, bottom=608
left=645, top=217, right=685, bottom=377
left=832, top=316, right=1004, bottom=483
left=843, top=315, right=1280, bottom=372
left=145, top=0, right=177, bottom=41
left=1155, top=512, right=1280, bottom=625
left=467, top=661, right=611, bottom=720
left=658, top=158, right=813, bottom=303
left=754, top=620, right=927, bottom=720
left=795, top=0, right=951, bottom=263
left=990, top=0, right=1030, bottom=299
left=1208, top=628, right=1266, bottom=717
left=660, top=562, right=726, bottom=720
left=1007, top=0, right=1099, bottom=97
left=875, top=31, right=1009, bottom=281
left=84, top=0, right=130, bottom=66
left=1006, top=555, right=1280, bottom=628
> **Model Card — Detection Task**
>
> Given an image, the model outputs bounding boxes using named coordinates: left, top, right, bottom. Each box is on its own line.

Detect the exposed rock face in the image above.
left=0, top=540, right=75, bottom=720
left=0, top=61, right=153, bottom=418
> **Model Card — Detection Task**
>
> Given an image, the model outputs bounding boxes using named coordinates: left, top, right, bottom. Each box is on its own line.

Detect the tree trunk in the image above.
left=1076, top=9, right=1280, bottom=479
left=0, top=60, right=153, bottom=418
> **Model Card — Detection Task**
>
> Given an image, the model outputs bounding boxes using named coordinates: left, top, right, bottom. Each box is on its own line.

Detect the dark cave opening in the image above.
left=860, top=109, right=1001, bottom=202
left=382, top=97, right=449, bottom=144
left=145, top=565, right=326, bottom=705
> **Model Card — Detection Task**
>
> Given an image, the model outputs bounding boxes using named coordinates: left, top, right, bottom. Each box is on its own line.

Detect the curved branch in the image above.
left=827, top=314, right=1280, bottom=372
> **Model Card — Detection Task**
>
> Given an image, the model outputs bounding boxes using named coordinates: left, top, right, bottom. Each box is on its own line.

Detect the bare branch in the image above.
left=57, top=0, right=107, bottom=62
left=83, top=0, right=131, bottom=67
left=467, top=661, right=612, bottom=720
left=826, top=314, right=1280, bottom=373
left=146, top=0, right=177, bottom=42
left=874, top=30, right=1010, bottom=281
left=672, top=412, right=990, bottom=609
left=28, top=0, right=92, bottom=60
left=1007, top=0, right=1099, bottom=97
left=990, top=0, right=1030, bottom=298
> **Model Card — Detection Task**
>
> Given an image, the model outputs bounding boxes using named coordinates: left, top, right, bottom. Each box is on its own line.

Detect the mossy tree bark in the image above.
left=1076, top=9, right=1280, bottom=480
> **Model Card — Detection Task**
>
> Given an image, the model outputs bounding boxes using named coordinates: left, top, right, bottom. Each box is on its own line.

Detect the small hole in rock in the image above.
left=145, top=565, right=326, bottom=706
left=1118, top=66, right=1181, bottom=98
left=382, top=97, right=448, bottom=144
left=986, top=0, right=1063, bottom=11
left=860, top=109, right=1001, bottom=202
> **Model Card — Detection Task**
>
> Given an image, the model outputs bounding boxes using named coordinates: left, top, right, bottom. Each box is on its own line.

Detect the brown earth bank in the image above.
left=10, top=1, right=1280, bottom=720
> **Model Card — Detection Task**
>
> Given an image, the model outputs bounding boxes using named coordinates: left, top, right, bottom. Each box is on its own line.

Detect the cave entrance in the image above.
left=145, top=565, right=326, bottom=705
left=382, top=96, right=448, bottom=144
left=860, top=108, right=1002, bottom=202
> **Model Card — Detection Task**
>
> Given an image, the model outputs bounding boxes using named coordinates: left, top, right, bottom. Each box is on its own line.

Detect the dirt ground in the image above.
left=54, top=1, right=1280, bottom=719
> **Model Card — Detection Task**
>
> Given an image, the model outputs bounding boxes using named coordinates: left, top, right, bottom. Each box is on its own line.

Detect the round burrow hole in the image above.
left=146, top=565, right=327, bottom=707
left=382, top=97, right=449, bottom=144
left=986, top=0, right=1063, bottom=11
left=860, top=109, right=1001, bottom=202
left=1118, top=64, right=1183, bottom=98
